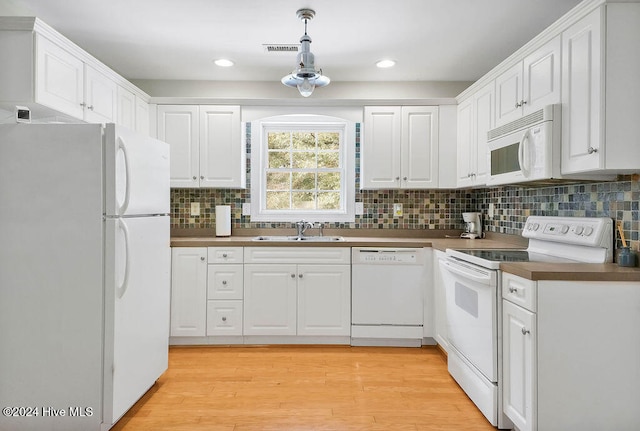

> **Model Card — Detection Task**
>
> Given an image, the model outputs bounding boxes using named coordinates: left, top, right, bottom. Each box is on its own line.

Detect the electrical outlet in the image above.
left=355, top=202, right=364, bottom=214
left=242, top=202, right=251, bottom=216
left=190, top=202, right=200, bottom=216
left=393, top=203, right=403, bottom=217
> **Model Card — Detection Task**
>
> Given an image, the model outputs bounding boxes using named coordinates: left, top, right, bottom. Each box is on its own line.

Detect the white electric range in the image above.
left=440, top=216, right=613, bottom=428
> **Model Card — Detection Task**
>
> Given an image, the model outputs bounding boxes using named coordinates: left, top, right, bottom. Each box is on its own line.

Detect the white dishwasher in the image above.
left=351, top=247, right=426, bottom=347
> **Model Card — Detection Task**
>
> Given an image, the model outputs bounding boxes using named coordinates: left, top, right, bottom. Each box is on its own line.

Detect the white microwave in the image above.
left=486, top=105, right=561, bottom=186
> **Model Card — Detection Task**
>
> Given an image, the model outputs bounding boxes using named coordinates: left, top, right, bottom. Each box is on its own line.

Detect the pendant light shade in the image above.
left=281, top=9, right=330, bottom=97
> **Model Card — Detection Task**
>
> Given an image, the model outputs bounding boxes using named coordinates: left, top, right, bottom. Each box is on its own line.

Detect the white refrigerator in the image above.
left=0, top=123, right=171, bottom=431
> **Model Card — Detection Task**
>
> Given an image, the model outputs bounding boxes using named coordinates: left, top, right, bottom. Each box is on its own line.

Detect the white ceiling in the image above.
left=8, top=0, right=582, bottom=83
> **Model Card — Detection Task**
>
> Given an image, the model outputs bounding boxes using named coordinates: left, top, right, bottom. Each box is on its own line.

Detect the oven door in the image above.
left=440, top=257, right=497, bottom=381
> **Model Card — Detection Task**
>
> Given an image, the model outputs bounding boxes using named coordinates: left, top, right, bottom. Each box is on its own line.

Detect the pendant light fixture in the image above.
left=281, top=8, right=330, bottom=97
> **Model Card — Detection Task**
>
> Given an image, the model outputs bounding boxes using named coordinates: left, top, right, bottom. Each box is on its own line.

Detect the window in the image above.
left=251, top=115, right=355, bottom=222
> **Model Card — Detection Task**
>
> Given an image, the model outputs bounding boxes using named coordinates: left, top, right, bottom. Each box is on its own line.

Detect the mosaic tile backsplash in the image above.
left=171, top=123, right=639, bottom=252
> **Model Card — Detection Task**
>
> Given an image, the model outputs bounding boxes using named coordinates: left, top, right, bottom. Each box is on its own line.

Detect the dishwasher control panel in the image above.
left=353, top=248, right=423, bottom=264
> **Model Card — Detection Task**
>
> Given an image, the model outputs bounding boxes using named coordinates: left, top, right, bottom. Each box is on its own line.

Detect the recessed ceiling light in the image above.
left=376, top=59, right=396, bottom=68
left=214, top=59, right=234, bottom=67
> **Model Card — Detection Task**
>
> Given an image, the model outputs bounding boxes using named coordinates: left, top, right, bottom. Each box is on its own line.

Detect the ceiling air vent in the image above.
left=263, top=44, right=299, bottom=53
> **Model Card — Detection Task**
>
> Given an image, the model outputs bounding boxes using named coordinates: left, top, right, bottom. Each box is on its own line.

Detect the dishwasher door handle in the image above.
left=440, top=260, right=493, bottom=284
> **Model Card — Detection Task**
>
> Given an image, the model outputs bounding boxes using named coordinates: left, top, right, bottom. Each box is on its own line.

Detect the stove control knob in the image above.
left=561, top=225, right=570, bottom=234
left=584, top=226, right=594, bottom=236
left=532, top=223, right=540, bottom=231
left=574, top=226, right=584, bottom=235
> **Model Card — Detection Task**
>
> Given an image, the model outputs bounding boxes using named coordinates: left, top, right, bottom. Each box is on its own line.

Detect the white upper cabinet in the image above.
left=135, top=96, right=150, bottom=135
left=495, top=35, right=561, bottom=127
left=84, top=63, right=117, bottom=123
left=362, top=106, right=439, bottom=189
left=199, top=106, right=245, bottom=188
left=457, top=81, right=494, bottom=188
left=157, top=105, right=245, bottom=189
left=117, top=85, right=136, bottom=130
left=561, top=4, right=640, bottom=174
left=0, top=18, right=150, bottom=129
left=157, top=105, right=200, bottom=188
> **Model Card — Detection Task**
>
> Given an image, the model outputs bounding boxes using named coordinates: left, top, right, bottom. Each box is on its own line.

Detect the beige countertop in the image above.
left=500, top=262, right=640, bottom=282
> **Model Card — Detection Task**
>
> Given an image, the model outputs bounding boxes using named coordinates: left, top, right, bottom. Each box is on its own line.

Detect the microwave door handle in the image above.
left=518, top=129, right=531, bottom=178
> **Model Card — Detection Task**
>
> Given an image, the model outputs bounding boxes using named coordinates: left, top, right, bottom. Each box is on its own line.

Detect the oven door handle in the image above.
left=440, top=260, right=493, bottom=284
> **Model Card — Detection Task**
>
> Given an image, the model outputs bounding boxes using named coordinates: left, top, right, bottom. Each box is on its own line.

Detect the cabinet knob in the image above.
left=298, top=273, right=303, bottom=278
left=222, top=316, right=227, bottom=322
left=522, top=100, right=527, bottom=105
left=222, top=280, right=227, bottom=285
left=193, top=176, right=197, bottom=180
left=222, top=253, right=228, bottom=258
left=200, top=256, right=205, bottom=261
left=200, top=175, right=204, bottom=180
left=403, top=176, right=408, bottom=181
left=521, top=327, right=530, bottom=335
left=395, top=176, right=400, bottom=181
left=509, top=287, right=518, bottom=293
left=588, top=147, right=598, bottom=154
left=515, top=102, right=522, bottom=108
left=291, top=274, right=296, bottom=278
left=80, top=102, right=86, bottom=107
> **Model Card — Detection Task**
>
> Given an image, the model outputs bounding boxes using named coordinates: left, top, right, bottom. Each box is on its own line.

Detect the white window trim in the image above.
left=250, top=114, right=355, bottom=223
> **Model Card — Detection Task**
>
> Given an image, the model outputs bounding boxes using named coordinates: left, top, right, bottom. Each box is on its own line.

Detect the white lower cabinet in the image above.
left=243, top=247, right=351, bottom=341
left=170, top=247, right=207, bottom=337
left=207, top=300, right=243, bottom=336
left=206, top=247, right=244, bottom=337
left=501, top=272, right=640, bottom=431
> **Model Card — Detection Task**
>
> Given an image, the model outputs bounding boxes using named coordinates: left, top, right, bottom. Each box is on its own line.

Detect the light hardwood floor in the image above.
left=112, top=345, right=496, bottom=431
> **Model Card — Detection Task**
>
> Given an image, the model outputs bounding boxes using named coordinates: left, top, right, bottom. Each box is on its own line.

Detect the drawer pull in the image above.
left=509, top=287, right=518, bottom=293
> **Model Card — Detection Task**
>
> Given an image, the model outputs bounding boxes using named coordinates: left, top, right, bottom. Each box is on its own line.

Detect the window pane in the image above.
left=317, top=192, right=340, bottom=210
left=317, top=152, right=340, bottom=168
left=318, top=172, right=340, bottom=191
left=268, top=132, right=290, bottom=150
left=292, top=172, right=316, bottom=190
left=266, top=172, right=290, bottom=190
left=318, top=132, right=340, bottom=150
left=266, top=191, right=290, bottom=209
left=268, top=151, right=290, bottom=168
left=292, top=132, right=316, bottom=150
left=292, top=192, right=315, bottom=209
left=292, top=151, right=316, bottom=168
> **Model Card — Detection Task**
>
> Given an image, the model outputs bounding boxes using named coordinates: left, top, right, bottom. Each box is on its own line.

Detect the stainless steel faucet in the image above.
left=295, top=220, right=314, bottom=237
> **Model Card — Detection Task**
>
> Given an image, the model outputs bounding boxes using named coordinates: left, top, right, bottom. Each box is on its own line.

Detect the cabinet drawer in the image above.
left=207, top=300, right=243, bottom=335
left=244, top=247, right=350, bottom=264
left=207, top=264, right=243, bottom=299
left=502, top=272, right=536, bottom=312
left=208, top=247, right=243, bottom=264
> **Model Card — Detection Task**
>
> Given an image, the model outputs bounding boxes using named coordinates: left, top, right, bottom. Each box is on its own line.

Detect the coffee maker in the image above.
left=461, top=212, right=483, bottom=239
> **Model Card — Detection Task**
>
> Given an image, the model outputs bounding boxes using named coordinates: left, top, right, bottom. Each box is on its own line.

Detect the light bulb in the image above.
left=297, top=78, right=315, bottom=97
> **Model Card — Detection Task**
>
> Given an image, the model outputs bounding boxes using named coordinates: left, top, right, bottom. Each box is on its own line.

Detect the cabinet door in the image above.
left=561, top=8, right=603, bottom=174
left=495, top=62, right=523, bottom=127
left=361, top=106, right=402, bottom=189
left=117, top=86, right=136, bottom=130
left=456, top=98, right=474, bottom=188
left=199, top=105, right=245, bottom=188
left=400, top=106, right=439, bottom=189
left=523, top=35, right=561, bottom=115
left=35, top=34, right=84, bottom=119
left=135, top=96, right=150, bottom=135
left=473, top=81, right=494, bottom=185
left=84, top=64, right=117, bottom=123
left=297, top=265, right=350, bottom=336
left=170, top=248, right=207, bottom=337
left=157, top=105, right=200, bottom=188
left=503, top=300, right=536, bottom=431
left=243, top=264, right=297, bottom=336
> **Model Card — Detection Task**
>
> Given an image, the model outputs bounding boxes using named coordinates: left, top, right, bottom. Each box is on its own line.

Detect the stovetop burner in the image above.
left=454, top=249, right=577, bottom=263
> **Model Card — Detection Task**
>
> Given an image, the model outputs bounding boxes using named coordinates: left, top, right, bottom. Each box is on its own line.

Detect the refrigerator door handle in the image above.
left=117, top=137, right=131, bottom=215
left=116, top=218, right=131, bottom=299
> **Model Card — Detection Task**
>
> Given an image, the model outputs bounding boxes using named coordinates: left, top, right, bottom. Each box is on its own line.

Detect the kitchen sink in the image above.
left=252, top=235, right=345, bottom=242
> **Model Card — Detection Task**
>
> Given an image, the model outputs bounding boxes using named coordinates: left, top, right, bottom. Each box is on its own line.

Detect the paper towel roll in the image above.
left=215, top=205, right=231, bottom=237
